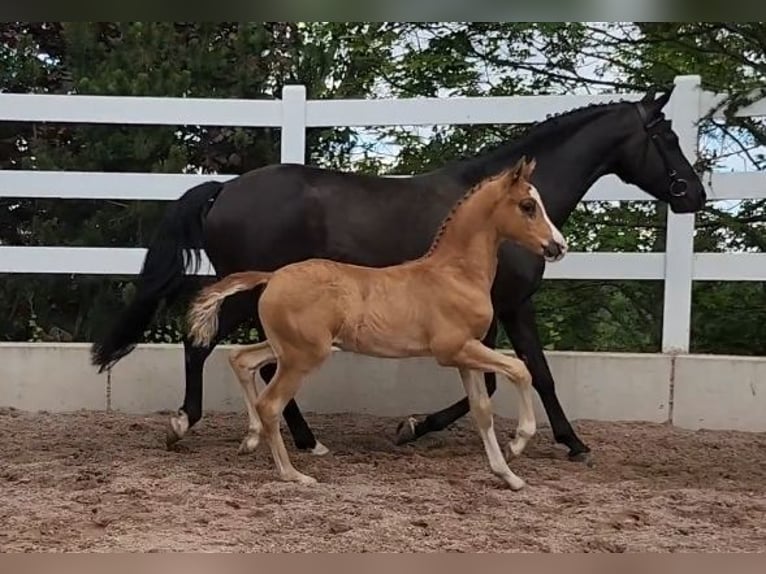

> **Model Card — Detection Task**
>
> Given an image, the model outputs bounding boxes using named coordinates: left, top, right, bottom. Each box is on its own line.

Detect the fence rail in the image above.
left=1, top=75, right=765, bottom=353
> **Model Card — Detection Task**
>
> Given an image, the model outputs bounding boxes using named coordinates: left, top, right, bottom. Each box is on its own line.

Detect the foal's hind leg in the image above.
left=256, top=367, right=318, bottom=485
left=252, top=321, right=326, bottom=456
left=457, top=368, right=525, bottom=490
left=255, top=347, right=331, bottom=485
left=228, top=341, right=276, bottom=454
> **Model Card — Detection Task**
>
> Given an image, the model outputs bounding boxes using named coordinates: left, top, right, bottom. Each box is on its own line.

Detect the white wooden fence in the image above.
left=0, top=74, right=765, bottom=353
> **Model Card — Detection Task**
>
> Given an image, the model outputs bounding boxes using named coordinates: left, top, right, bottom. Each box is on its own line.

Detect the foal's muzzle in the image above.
left=543, top=240, right=566, bottom=262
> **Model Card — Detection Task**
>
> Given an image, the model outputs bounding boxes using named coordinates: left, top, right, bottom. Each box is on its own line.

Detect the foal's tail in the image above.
left=187, top=271, right=273, bottom=347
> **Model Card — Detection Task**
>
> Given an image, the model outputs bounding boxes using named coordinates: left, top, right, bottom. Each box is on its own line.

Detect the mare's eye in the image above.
left=520, top=199, right=537, bottom=216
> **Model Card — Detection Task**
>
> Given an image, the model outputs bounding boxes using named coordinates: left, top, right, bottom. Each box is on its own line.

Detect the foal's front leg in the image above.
left=394, top=319, right=499, bottom=444
left=457, top=368, right=526, bottom=490
left=451, top=339, right=537, bottom=461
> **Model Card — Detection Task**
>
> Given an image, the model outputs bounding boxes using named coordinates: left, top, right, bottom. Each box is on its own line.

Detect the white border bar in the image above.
left=0, top=93, right=282, bottom=127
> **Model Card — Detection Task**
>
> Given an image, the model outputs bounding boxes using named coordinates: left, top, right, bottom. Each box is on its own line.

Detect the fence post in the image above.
left=280, top=85, right=307, bottom=164
left=661, top=75, right=701, bottom=354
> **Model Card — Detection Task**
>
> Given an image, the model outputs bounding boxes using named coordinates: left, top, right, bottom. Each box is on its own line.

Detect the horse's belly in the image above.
left=335, top=319, right=430, bottom=359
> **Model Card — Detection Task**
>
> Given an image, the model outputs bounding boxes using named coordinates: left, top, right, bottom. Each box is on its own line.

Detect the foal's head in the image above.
left=493, top=157, right=568, bottom=262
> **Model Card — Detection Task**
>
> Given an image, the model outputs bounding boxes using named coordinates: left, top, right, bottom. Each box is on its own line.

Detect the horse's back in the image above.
left=203, top=163, right=456, bottom=275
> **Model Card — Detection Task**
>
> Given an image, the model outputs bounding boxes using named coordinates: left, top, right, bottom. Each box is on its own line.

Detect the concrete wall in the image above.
left=0, top=343, right=763, bottom=432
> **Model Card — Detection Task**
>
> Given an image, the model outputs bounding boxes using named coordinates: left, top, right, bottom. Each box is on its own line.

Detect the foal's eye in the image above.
left=520, top=199, right=537, bottom=216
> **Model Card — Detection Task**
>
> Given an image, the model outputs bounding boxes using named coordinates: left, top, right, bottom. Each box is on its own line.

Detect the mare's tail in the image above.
left=186, top=271, right=273, bottom=347
left=90, top=181, right=224, bottom=372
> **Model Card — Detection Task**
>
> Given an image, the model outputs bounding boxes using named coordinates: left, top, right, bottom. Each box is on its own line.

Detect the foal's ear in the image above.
left=509, top=156, right=526, bottom=182
left=508, top=156, right=527, bottom=183
left=521, top=157, right=537, bottom=179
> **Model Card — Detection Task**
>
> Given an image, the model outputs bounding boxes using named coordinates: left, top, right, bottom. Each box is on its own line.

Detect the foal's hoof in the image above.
left=505, top=441, right=524, bottom=460
left=286, top=472, right=318, bottom=486
left=394, top=416, right=419, bottom=445
left=505, top=475, right=526, bottom=491
left=237, top=433, right=260, bottom=455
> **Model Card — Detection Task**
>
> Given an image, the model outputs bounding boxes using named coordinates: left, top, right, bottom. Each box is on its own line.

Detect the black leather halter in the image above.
left=635, top=102, right=689, bottom=198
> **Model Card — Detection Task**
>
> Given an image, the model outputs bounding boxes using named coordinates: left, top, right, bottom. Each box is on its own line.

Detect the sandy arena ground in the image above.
left=1, top=407, right=764, bottom=552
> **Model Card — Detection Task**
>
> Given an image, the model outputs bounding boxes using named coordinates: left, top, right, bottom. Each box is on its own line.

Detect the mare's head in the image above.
left=493, top=157, right=568, bottom=262
left=616, top=86, right=706, bottom=213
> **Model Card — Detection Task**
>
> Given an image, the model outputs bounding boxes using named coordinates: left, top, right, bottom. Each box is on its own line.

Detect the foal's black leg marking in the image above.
left=502, top=301, right=590, bottom=462
left=394, top=320, right=500, bottom=444
left=167, top=293, right=252, bottom=449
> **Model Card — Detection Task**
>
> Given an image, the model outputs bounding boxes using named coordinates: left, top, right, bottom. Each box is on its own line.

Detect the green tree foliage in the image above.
left=0, top=22, right=398, bottom=343
left=0, top=22, right=763, bottom=355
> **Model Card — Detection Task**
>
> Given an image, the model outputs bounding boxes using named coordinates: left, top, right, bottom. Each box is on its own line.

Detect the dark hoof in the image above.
left=168, top=441, right=191, bottom=454
left=165, top=428, right=181, bottom=450
left=568, top=449, right=594, bottom=466
left=394, top=416, right=419, bottom=445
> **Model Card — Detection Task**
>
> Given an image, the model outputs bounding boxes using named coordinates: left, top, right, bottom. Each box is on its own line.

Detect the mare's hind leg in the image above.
left=449, top=340, right=536, bottom=461
left=169, top=291, right=251, bottom=448
left=458, top=368, right=525, bottom=490
left=228, top=341, right=276, bottom=454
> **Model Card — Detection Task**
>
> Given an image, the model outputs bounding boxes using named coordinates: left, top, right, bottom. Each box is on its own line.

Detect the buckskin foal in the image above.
left=186, top=158, right=566, bottom=489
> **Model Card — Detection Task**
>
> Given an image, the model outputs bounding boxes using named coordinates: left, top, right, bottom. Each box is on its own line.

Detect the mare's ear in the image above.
left=642, top=84, right=674, bottom=112
left=521, top=157, right=537, bottom=179
left=641, top=87, right=657, bottom=103
left=653, top=84, right=674, bottom=111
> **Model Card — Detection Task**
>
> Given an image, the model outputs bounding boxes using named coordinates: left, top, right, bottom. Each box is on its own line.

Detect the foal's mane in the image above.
left=422, top=169, right=511, bottom=258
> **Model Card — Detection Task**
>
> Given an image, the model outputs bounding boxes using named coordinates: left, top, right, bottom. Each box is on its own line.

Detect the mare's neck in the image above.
left=440, top=105, right=635, bottom=227
left=425, top=187, right=502, bottom=290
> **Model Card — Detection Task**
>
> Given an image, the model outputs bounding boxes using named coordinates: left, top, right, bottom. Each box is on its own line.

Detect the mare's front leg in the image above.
left=394, top=319, right=499, bottom=444
left=501, top=300, right=590, bottom=461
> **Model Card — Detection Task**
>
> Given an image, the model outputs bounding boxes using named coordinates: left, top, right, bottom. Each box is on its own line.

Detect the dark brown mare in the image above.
left=91, top=87, right=706, bottom=461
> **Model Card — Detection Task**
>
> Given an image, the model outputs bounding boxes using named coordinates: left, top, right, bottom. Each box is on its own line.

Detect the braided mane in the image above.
left=423, top=169, right=511, bottom=258
left=513, top=97, right=634, bottom=141
left=444, top=96, right=638, bottom=187
left=422, top=97, right=641, bottom=257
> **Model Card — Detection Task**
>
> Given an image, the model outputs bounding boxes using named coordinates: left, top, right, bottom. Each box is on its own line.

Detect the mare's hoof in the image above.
left=310, top=441, right=330, bottom=456
left=165, top=427, right=180, bottom=450
left=394, top=416, right=419, bottom=445
left=165, top=432, right=182, bottom=451
left=166, top=411, right=189, bottom=450
left=568, top=449, right=594, bottom=466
